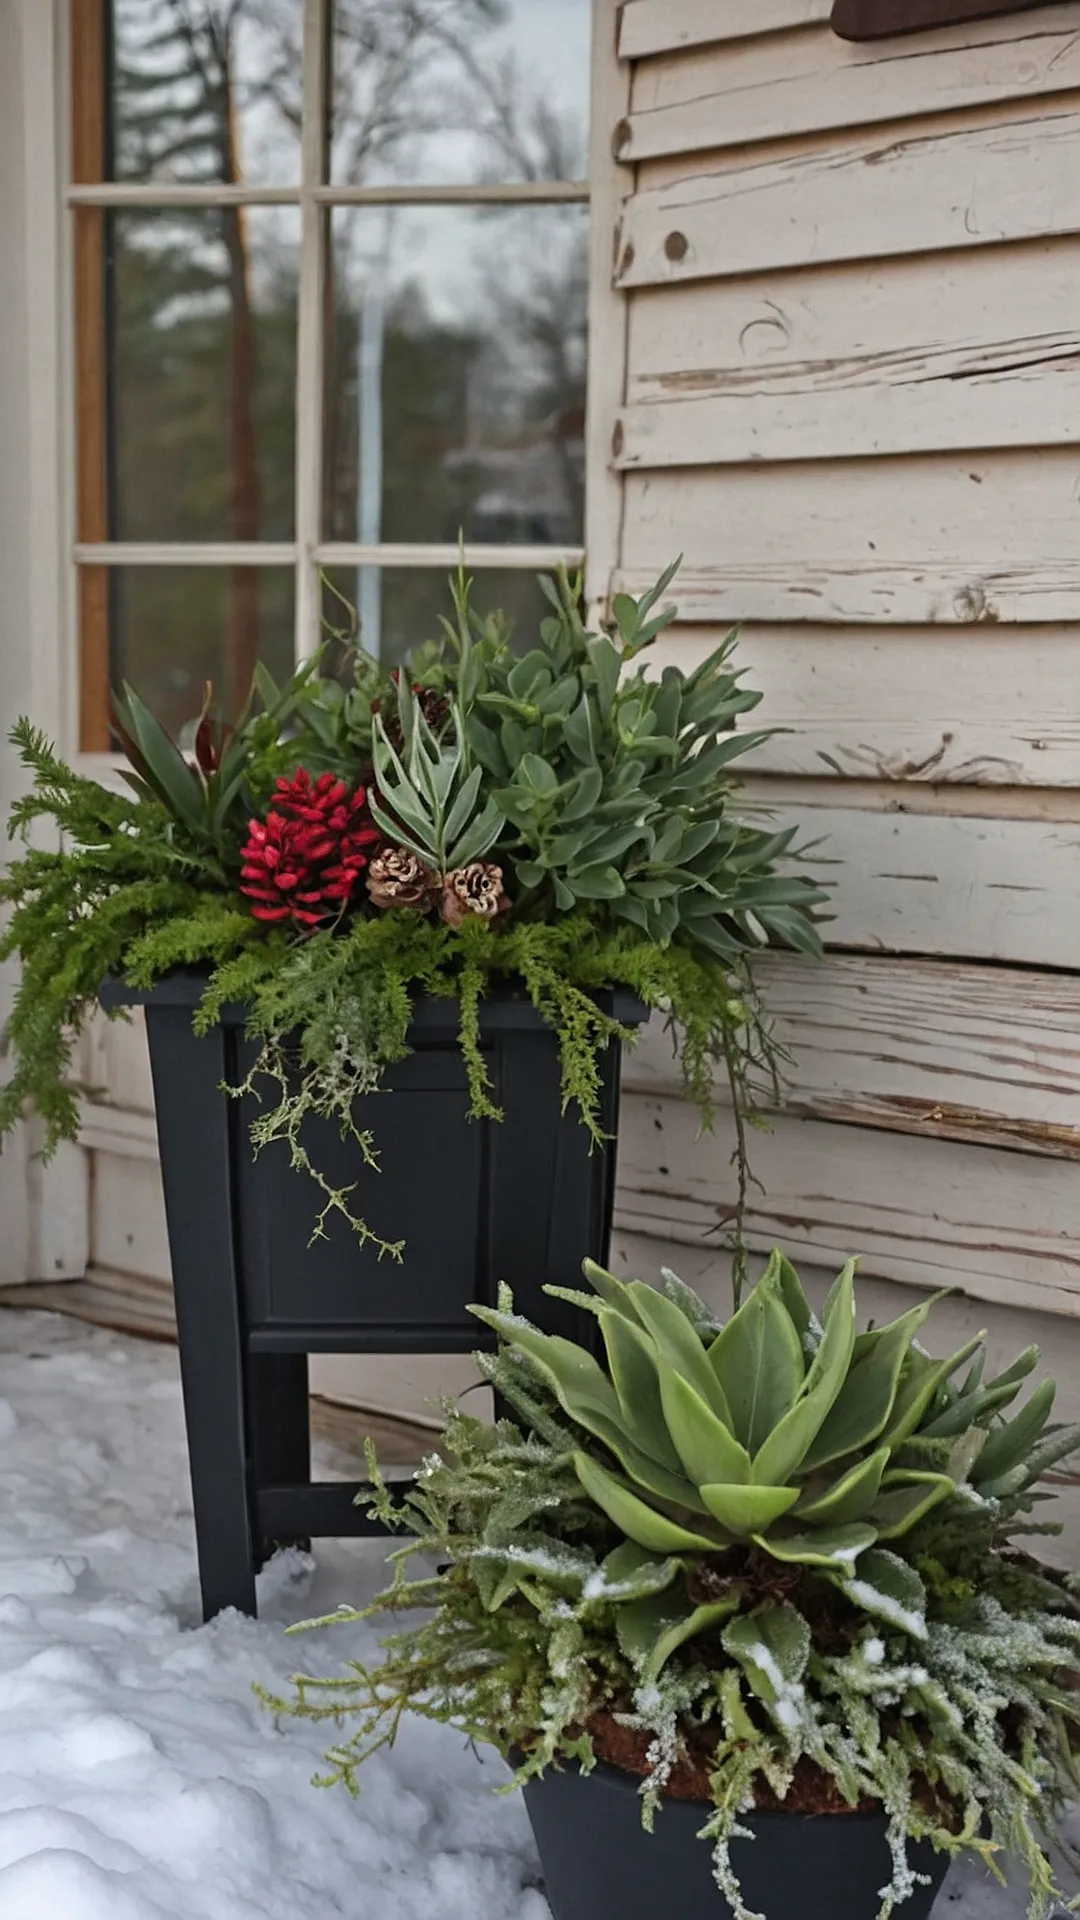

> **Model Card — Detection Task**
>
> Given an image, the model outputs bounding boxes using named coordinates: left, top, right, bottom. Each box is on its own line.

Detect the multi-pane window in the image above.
left=70, top=0, right=592, bottom=746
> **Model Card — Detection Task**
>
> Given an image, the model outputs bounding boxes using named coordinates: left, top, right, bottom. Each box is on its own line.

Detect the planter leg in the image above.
left=179, top=1336, right=258, bottom=1621
left=145, top=1006, right=259, bottom=1621
left=248, top=1353, right=311, bottom=1565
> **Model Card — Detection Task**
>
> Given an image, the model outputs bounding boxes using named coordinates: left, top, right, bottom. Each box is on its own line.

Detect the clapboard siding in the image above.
left=616, top=109, right=1080, bottom=287
left=618, top=0, right=832, bottom=59
left=624, top=955, right=1080, bottom=1156
left=626, top=247, right=1080, bottom=406
left=606, top=6, right=1080, bottom=1320
left=621, top=11, right=1080, bottom=161
left=754, top=806, right=1080, bottom=965
left=620, top=452, right=1080, bottom=625
left=620, top=360, right=1080, bottom=466
left=620, top=243, right=1080, bottom=465
left=614, top=1099, right=1080, bottom=1317
left=650, top=625, right=1080, bottom=786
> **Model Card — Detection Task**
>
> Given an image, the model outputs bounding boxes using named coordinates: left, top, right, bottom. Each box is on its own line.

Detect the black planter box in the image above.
left=522, top=1758, right=949, bottom=1920
left=100, top=972, right=646, bottom=1621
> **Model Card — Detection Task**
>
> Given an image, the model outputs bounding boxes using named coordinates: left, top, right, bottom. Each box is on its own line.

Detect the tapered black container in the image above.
left=100, top=972, right=646, bottom=1623
left=521, top=1760, right=949, bottom=1920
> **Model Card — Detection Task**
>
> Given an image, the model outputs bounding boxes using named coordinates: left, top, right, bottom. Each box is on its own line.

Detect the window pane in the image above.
left=321, top=567, right=562, bottom=669
left=107, top=0, right=303, bottom=186
left=109, top=208, right=299, bottom=542
left=329, top=0, right=591, bottom=185
left=323, top=205, right=587, bottom=546
left=111, top=567, right=295, bottom=734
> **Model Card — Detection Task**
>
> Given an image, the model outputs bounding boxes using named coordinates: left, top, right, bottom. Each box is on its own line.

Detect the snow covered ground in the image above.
left=0, top=1305, right=1073, bottom=1920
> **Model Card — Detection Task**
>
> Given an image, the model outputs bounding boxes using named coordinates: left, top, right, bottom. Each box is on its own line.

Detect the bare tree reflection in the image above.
left=107, top=0, right=590, bottom=717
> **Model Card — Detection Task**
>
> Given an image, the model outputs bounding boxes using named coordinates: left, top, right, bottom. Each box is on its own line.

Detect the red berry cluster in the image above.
left=240, top=769, right=380, bottom=929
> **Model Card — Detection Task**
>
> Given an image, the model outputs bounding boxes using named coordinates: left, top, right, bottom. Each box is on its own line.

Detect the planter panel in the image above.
left=522, top=1760, right=948, bottom=1920
left=97, top=971, right=645, bottom=1619
left=232, top=1041, right=487, bottom=1330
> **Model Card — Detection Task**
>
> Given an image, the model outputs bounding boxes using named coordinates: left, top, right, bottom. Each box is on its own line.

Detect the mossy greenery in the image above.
left=0, top=567, right=824, bottom=1258
left=264, top=1254, right=1080, bottom=1920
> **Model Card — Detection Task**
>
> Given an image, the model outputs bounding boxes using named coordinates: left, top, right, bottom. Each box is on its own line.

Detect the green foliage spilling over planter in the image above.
left=264, top=1253, right=1080, bottom=1920
left=0, top=566, right=825, bottom=1254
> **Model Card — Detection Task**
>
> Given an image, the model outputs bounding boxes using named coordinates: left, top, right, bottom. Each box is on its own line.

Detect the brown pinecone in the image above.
left=440, top=862, right=511, bottom=928
left=366, top=845, right=439, bottom=911
left=371, top=675, right=449, bottom=751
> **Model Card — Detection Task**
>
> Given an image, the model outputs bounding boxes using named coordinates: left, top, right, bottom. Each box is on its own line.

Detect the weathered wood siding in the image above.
left=605, top=0, right=1080, bottom=1311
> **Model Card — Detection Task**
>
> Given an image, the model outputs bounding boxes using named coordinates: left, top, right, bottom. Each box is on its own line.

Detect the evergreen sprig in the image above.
left=0, top=566, right=825, bottom=1254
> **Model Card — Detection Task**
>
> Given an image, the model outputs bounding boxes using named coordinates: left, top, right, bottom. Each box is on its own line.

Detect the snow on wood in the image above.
left=624, top=954, right=1080, bottom=1156
left=615, top=109, right=1080, bottom=287
left=618, top=0, right=832, bottom=58
left=614, top=1097, right=1080, bottom=1316
left=618, top=452, right=1080, bottom=625
left=620, top=244, right=1080, bottom=465
left=620, top=12, right=1080, bottom=161
left=648, top=623, right=1080, bottom=786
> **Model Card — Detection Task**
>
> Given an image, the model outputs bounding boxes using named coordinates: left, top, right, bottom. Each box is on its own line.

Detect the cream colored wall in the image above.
left=602, top=0, right=1080, bottom=1316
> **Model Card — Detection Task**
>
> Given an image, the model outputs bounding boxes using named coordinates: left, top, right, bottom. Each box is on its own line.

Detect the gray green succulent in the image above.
left=370, top=679, right=504, bottom=878
left=434, top=562, right=825, bottom=958
left=269, top=1252, right=1080, bottom=1920
left=471, top=1250, right=1077, bottom=1676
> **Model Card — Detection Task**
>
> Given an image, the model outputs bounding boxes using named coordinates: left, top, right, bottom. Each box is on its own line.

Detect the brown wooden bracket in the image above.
left=832, top=0, right=1075, bottom=39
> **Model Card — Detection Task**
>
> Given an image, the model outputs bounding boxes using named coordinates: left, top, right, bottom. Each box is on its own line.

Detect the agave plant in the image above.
left=370, top=677, right=504, bottom=877
left=471, top=1252, right=1076, bottom=1675
left=476, top=1253, right=967, bottom=1568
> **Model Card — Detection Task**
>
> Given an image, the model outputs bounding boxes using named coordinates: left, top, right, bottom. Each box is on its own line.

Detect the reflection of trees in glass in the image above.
left=111, top=0, right=301, bottom=708
left=105, top=0, right=589, bottom=723
left=328, top=0, right=587, bottom=185
left=325, top=208, right=587, bottom=550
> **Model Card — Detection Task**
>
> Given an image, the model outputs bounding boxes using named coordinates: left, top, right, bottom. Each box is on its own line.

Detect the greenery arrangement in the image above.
left=0, top=565, right=825, bottom=1256
left=265, top=1252, right=1080, bottom=1920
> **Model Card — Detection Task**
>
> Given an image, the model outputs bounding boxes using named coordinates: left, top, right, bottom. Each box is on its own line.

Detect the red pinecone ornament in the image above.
left=240, top=769, right=380, bottom=929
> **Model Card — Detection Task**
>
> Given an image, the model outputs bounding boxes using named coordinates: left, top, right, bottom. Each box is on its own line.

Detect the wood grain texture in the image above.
left=618, top=0, right=832, bottom=57
left=648, top=624, right=1080, bottom=786
left=620, top=244, right=1080, bottom=465
left=619, top=452, right=1080, bottom=625
left=615, top=109, right=1080, bottom=287
left=614, top=1097, right=1080, bottom=1315
left=620, top=10, right=1080, bottom=162
left=624, top=954, right=1080, bottom=1155
left=781, top=805, right=1080, bottom=964
left=620, top=361, right=1080, bottom=466
left=626, top=246, right=1080, bottom=403
left=585, top=0, right=634, bottom=620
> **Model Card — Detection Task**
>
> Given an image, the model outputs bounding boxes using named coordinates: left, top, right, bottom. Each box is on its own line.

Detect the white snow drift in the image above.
left=0, top=1306, right=1066, bottom=1919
